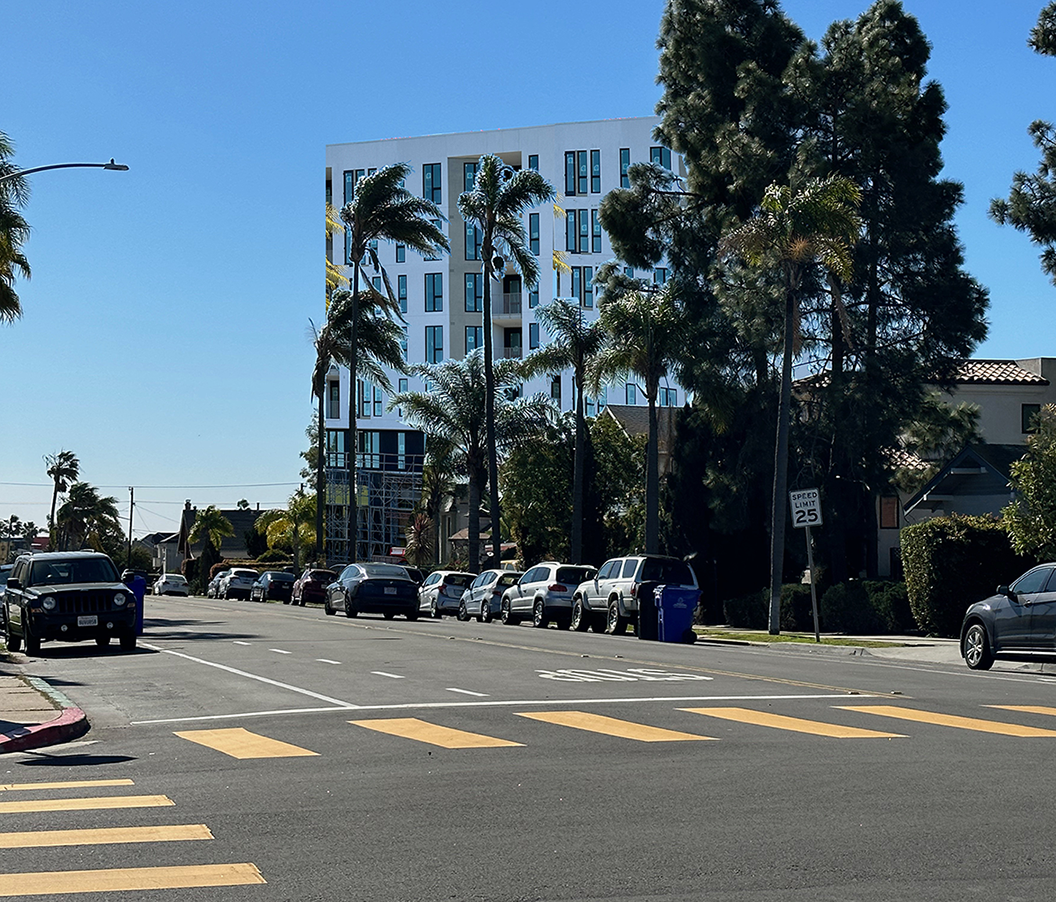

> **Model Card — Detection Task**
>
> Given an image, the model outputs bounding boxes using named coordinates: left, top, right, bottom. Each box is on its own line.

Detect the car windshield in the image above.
left=639, top=558, right=694, bottom=584
left=557, top=566, right=596, bottom=584
left=444, top=574, right=473, bottom=588
left=498, top=573, right=522, bottom=587
left=362, top=564, right=412, bottom=579
left=30, top=557, right=119, bottom=586
left=232, top=570, right=258, bottom=579
left=310, top=570, right=337, bottom=582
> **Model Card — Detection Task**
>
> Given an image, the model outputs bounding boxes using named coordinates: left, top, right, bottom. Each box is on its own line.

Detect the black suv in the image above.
left=3, top=551, right=137, bottom=654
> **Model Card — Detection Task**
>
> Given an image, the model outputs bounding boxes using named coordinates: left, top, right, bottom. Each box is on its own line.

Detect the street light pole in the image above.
left=0, top=159, right=129, bottom=184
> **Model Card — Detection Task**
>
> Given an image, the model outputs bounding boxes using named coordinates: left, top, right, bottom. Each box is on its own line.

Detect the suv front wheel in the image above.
left=606, top=598, right=628, bottom=635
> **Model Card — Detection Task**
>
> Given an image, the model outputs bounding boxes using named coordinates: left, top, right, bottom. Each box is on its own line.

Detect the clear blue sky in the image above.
left=2, top=0, right=1051, bottom=540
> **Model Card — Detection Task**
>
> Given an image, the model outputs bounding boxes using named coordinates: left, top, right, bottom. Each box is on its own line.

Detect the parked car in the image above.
left=401, top=566, right=425, bottom=585
left=219, top=568, right=260, bottom=600
left=418, top=570, right=475, bottom=618
left=324, top=563, right=419, bottom=620
left=961, top=563, right=1056, bottom=669
left=207, top=570, right=229, bottom=598
left=153, top=573, right=189, bottom=596
left=459, top=569, right=524, bottom=622
left=292, top=569, right=337, bottom=606
left=501, top=562, right=598, bottom=628
left=2, top=551, right=137, bottom=653
left=251, top=571, right=295, bottom=603
left=572, top=554, right=697, bottom=634
left=0, top=563, right=13, bottom=635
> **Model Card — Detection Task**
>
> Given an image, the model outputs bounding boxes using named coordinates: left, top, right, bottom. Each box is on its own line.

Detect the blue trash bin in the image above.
left=656, top=586, right=699, bottom=643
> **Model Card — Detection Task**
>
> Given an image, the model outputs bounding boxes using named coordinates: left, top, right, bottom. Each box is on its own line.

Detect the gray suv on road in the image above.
left=500, top=562, right=597, bottom=628
left=571, top=554, right=697, bottom=634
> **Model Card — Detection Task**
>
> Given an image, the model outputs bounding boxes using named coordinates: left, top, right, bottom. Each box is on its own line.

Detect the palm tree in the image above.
left=339, top=163, right=449, bottom=563
left=591, top=282, right=690, bottom=555
left=720, top=175, right=862, bottom=634
left=44, top=450, right=80, bottom=549
left=458, top=155, right=556, bottom=569
left=520, top=297, right=605, bottom=563
left=417, top=436, right=459, bottom=566
left=0, top=130, right=30, bottom=324
left=325, top=201, right=347, bottom=301
left=56, top=482, right=121, bottom=551
left=257, top=492, right=316, bottom=572
left=188, top=505, right=235, bottom=591
left=390, top=350, right=552, bottom=572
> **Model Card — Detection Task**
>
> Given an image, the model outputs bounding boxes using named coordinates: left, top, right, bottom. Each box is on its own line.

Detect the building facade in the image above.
left=323, top=118, right=684, bottom=564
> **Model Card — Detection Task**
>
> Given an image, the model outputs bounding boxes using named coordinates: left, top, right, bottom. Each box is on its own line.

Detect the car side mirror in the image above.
left=997, top=585, right=1013, bottom=598
left=5, top=578, right=19, bottom=589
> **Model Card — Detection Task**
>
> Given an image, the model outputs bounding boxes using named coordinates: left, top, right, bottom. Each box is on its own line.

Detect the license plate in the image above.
left=384, top=587, right=397, bottom=595
left=77, top=615, right=98, bottom=627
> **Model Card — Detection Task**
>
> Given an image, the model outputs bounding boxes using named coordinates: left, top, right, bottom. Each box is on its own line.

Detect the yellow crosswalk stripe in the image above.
left=840, top=705, right=1056, bottom=737
left=350, top=717, right=523, bottom=748
left=174, top=727, right=319, bottom=759
left=0, top=779, right=134, bottom=792
left=988, top=705, right=1056, bottom=717
left=681, top=706, right=905, bottom=738
left=0, top=863, right=265, bottom=896
left=0, top=795, right=174, bottom=815
left=517, top=711, right=716, bottom=742
left=0, top=824, right=213, bottom=848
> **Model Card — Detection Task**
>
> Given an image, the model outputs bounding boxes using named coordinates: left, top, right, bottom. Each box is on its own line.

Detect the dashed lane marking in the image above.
left=0, top=779, right=134, bottom=792
left=174, top=727, right=319, bottom=759
left=269, top=648, right=292, bottom=655
left=839, top=705, right=1056, bottom=737
left=371, top=671, right=404, bottom=679
left=988, top=704, right=1056, bottom=717
left=517, top=711, right=715, bottom=742
left=317, top=658, right=342, bottom=665
left=0, top=824, right=213, bottom=848
left=0, top=795, right=174, bottom=814
left=0, top=863, right=265, bottom=896
left=446, top=688, right=488, bottom=697
left=349, top=717, right=523, bottom=748
left=681, top=707, right=905, bottom=739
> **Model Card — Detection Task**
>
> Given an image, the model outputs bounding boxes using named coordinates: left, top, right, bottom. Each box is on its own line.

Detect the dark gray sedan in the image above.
left=961, top=563, right=1056, bottom=669
left=324, top=563, right=419, bottom=621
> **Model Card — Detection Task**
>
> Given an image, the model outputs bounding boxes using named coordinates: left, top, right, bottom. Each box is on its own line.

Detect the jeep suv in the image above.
left=571, top=554, right=697, bottom=634
left=2, top=551, right=137, bottom=654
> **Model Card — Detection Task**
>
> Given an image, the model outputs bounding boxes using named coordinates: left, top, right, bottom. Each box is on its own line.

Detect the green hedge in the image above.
left=900, top=514, right=1028, bottom=638
left=724, top=580, right=912, bottom=634
left=723, top=585, right=815, bottom=631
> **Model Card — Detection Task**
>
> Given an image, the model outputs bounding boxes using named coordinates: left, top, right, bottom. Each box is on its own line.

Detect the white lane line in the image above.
left=232, top=641, right=252, bottom=647
left=317, top=659, right=342, bottom=665
left=371, top=671, right=405, bottom=679
left=139, top=643, right=360, bottom=709
left=446, top=688, right=488, bottom=697
left=131, top=707, right=347, bottom=725
left=269, top=648, right=292, bottom=655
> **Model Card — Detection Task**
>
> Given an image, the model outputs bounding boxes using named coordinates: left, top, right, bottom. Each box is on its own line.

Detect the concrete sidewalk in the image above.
left=0, top=662, right=89, bottom=755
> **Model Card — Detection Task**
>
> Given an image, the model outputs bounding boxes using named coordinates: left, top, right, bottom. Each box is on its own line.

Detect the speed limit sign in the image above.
left=789, top=488, right=823, bottom=528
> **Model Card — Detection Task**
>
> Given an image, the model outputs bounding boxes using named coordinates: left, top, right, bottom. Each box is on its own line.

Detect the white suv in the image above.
left=571, top=555, right=697, bottom=634
left=501, top=562, right=597, bottom=628
left=219, top=568, right=260, bottom=600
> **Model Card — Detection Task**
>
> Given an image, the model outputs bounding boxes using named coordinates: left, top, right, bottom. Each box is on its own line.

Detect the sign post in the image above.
left=789, top=489, right=823, bottom=643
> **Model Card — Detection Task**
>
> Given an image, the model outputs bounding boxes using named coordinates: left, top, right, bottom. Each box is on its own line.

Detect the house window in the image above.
left=465, top=272, right=483, bottom=312
left=373, top=385, right=383, bottom=418
left=426, top=325, right=443, bottom=363
left=398, top=274, right=407, bottom=314
left=463, top=161, right=478, bottom=192
left=425, top=273, right=443, bottom=312
left=465, top=220, right=482, bottom=260
left=565, top=151, right=576, bottom=195
left=659, top=387, right=678, bottom=407
left=626, top=383, right=637, bottom=405
left=529, top=213, right=540, bottom=255
left=650, top=146, right=672, bottom=170
left=624, top=266, right=634, bottom=278
left=620, top=148, right=630, bottom=188
left=466, top=325, right=483, bottom=354
left=590, top=150, right=601, bottom=193
left=326, top=380, right=340, bottom=419
left=423, top=163, right=442, bottom=204
left=529, top=322, right=540, bottom=349
left=654, top=267, right=669, bottom=286
left=396, top=243, right=405, bottom=263
left=528, top=154, right=539, bottom=171
left=880, top=496, right=899, bottom=530
left=591, top=209, right=602, bottom=253
left=1023, top=403, right=1042, bottom=434
left=551, top=375, right=562, bottom=406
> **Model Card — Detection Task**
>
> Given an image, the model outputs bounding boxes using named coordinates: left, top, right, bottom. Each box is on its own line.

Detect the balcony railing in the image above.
left=499, top=346, right=523, bottom=359
left=494, top=292, right=522, bottom=319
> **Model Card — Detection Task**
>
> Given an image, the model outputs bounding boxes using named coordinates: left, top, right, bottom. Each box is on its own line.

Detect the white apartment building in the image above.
left=322, top=118, right=684, bottom=562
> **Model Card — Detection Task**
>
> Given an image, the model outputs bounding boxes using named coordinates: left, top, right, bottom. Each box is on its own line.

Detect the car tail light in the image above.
left=548, top=583, right=567, bottom=592
left=630, top=584, right=637, bottom=597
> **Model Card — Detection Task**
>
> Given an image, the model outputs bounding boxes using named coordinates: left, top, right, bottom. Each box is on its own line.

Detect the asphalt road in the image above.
left=4, top=594, right=1056, bottom=901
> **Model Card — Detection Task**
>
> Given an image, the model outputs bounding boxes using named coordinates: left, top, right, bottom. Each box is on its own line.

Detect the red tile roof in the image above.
left=955, top=360, right=1049, bottom=385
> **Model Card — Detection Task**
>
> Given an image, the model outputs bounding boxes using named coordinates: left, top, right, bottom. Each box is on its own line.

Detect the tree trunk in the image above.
left=768, top=286, right=796, bottom=635
left=315, top=388, right=325, bottom=564
left=467, top=462, right=481, bottom=573
left=645, top=386, right=660, bottom=555
left=482, top=241, right=502, bottom=570
left=347, top=261, right=360, bottom=564
left=571, top=367, right=586, bottom=563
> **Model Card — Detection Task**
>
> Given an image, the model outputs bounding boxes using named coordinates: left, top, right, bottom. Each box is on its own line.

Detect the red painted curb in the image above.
left=0, top=706, right=90, bottom=754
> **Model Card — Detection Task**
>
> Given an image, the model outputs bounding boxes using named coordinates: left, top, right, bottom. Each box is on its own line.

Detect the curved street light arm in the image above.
left=0, top=160, right=129, bottom=183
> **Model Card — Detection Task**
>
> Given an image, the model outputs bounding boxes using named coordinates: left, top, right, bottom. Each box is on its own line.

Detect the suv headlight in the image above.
left=41, top=596, right=57, bottom=611
left=113, top=592, right=128, bottom=607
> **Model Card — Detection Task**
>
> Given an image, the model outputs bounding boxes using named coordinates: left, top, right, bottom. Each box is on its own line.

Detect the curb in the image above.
left=0, top=678, right=90, bottom=755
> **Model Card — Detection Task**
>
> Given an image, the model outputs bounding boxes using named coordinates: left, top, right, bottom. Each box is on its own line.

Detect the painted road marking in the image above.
left=0, top=779, right=134, bottom=792
left=371, top=671, right=405, bottom=679
left=0, top=824, right=213, bottom=848
left=840, top=705, right=1056, bottom=737
left=232, top=641, right=252, bottom=646
left=317, top=658, right=342, bottom=665
left=0, top=795, right=174, bottom=815
left=350, top=717, right=523, bottom=748
left=988, top=705, right=1056, bottom=717
left=538, top=667, right=714, bottom=682
left=682, top=707, right=905, bottom=739
left=517, top=711, right=715, bottom=742
left=446, top=688, right=488, bottom=697
left=174, top=727, right=319, bottom=759
left=0, top=863, right=265, bottom=896
left=269, top=648, right=292, bottom=655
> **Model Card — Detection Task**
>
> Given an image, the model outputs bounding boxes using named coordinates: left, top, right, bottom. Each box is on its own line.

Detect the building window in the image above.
left=620, top=148, right=630, bottom=188
left=396, top=243, right=405, bottom=263
left=401, top=326, right=408, bottom=361
left=586, top=399, right=595, bottom=417
left=371, top=275, right=382, bottom=293
left=426, top=325, right=443, bottom=363
left=653, top=267, right=669, bottom=286
left=528, top=154, right=539, bottom=171
left=571, top=266, right=593, bottom=308
left=358, top=430, right=380, bottom=469
left=358, top=380, right=370, bottom=419
left=423, top=163, right=442, bottom=204
left=529, top=287, right=539, bottom=308
left=626, top=383, right=637, bottom=405
left=325, top=429, right=346, bottom=468
left=1023, top=403, right=1042, bottom=433
left=598, top=386, right=607, bottom=410
left=551, top=375, right=562, bottom=406
left=659, top=387, right=678, bottom=407
left=577, top=150, right=588, bottom=196
left=398, top=274, right=407, bottom=314
left=571, top=267, right=580, bottom=305
left=397, top=377, right=408, bottom=417
left=624, top=266, right=634, bottom=278
left=463, top=161, right=478, bottom=192
left=326, top=380, right=340, bottom=419
left=591, top=210, right=602, bottom=254
left=423, top=218, right=442, bottom=260
left=465, top=220, right=482, bottom=260
left=650, top=146, right=672, bottom=170
left=529, top=213, right=540, bottom=255
left=465, top=272, right=483, bottom=312
left=566, top=209, right=589, bottom=254
left=425, top=273, right=443, bottom=312
left=397, top=432, right=407, bottom=471
left=343, top=168, right=364, bottom=263
left=373, top=385, right=383, bottom=418
left=565, top=151, right=576, bottom=195
left=590, top=150, right=601, bottom=193
left=880, top=496, right=899, bottom=530
left=466, top=325, right=483, bottom=354
left=529, top=322, right=540, bottom=349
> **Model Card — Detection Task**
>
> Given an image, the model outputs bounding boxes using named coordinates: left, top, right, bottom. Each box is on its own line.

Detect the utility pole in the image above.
left=127, top=486, right=134, bottom=568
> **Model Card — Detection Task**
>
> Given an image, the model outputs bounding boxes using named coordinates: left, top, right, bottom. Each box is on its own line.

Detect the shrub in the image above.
left=780, top=584, right=815, bottom=632
left=863, top=580, right=912, bottom=633
left=256, top=549, right=290, bottom=564
left=723, top=589, right=767, bottom=629
left=900, top=514, right=1029, bottom=637
left=820, top=581, right=880, bottom=633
